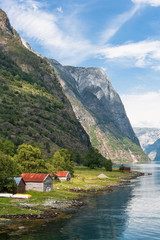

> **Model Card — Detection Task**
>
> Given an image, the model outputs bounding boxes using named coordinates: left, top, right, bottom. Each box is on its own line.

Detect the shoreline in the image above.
left=0, top=171, right=144, bottom=231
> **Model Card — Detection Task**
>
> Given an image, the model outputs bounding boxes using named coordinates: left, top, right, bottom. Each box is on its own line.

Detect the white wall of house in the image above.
left=25, top=182, right=43, bottom=192
left=25, top=176, right=53, bottom=192
left=59, top=177, right=67, bottom=181
left=59, top=173, right=71, bottom=181
left=43, top=175, right=53, bottom=192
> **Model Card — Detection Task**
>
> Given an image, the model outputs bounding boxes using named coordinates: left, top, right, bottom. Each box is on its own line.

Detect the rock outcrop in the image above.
left=49, top=60, right=149, bottom=163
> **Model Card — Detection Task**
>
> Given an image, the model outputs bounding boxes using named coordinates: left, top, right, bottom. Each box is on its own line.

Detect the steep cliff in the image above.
left=49, top=59, right=149, bottom=163
left=0, top=9, right=90, bottom=155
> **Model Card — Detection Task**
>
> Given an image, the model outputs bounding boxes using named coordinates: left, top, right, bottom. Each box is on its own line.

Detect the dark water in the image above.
left=1, top=162, right=160, bottom=240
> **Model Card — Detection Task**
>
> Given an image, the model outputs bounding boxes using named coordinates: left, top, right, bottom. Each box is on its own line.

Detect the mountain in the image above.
left=0, top=9, right=91, bottom=156
left=134, top=128, right=160, bottom=160
left=47, top=59, right=149, bottom=163
left=5, top=7, right=149, bottom=163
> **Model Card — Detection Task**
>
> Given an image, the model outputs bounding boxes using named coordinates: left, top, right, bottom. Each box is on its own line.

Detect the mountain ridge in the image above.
left=48, top=59, right=149, bottom=163
left=3, top=7, right=149, bottom=163
left=0, top=8, right=91, bottom=156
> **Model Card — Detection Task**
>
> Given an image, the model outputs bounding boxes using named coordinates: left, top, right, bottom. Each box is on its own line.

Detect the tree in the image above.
left=14, top=74, right=20, bottom=81
left=0, top=139, right=15, bottom=156
left=84, top=147, right=104, bottom=169
left=51, top=148, right=74, bottom=176
left=0, top=139, right=3, bottom=152
left=2, top=139, right=15, bottom=156
left=14, top=144, right=46, bottom=173
left=70, top=150, right=83, bottom=165
left=104, top=159, right=112, bottom=171
left=0, top=151, right=19, bottom=192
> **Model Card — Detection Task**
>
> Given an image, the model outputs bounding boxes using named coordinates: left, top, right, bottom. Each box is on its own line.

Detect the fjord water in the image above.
left=3, top=163, right=160, bottom=240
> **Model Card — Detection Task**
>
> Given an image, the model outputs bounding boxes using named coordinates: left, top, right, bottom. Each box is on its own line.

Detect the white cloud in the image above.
left=0, top=0, right=95, bottom=65
left=57, top=7, right=63, bottom=14
left=152, top=65, right=160, bottom=70
left=101, top=5, right=140, bottom=43
left=132, top=0, right=160, bottom=7
left=99, top=40, right=160, bottom=68
left=121, top=91, right=160, bottom=128
left=18, top=0, right=42, bottom=10
left=1, top=0, right=160, bottom=69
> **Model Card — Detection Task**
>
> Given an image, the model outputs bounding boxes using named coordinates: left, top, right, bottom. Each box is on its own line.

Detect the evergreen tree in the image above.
left=104, top=159, right=112, bottom=171
left=84, top=147, right=104, bottom=169
left=70, top=150, right=83, bottom=165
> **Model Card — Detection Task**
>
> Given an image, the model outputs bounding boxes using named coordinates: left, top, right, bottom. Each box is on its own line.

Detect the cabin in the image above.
left=119, top=164, right=131, bottom=172
left=121, top=167, right=131, bottom=172
left=56, top=171, right=71, bottom=181
left=13, top=177, right=26, bottom=194
left=123, top=167, right=131, bottom=172
left=21, top=173, right=53, bottom=192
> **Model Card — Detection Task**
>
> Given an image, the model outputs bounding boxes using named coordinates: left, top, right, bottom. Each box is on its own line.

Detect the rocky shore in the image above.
left=0, top=171, right=145, bottom=222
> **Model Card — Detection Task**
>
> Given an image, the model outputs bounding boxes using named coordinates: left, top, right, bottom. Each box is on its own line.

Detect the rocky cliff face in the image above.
left=0, top=9, right=14, bottom=35
left=0, top=9, right=90, bottom=155
left=134, top=128, right=160, bottom=161
left=49, top=59, right=149, bottom=163
left=65, top=66, right=139, bottom=145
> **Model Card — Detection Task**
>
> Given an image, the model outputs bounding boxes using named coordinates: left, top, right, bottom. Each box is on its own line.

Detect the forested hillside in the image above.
left=0, top=9, right=90, bottom=156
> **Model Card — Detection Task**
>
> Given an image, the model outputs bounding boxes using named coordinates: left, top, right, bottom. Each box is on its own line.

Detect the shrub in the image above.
left=104, top=159, right=112, bottom=171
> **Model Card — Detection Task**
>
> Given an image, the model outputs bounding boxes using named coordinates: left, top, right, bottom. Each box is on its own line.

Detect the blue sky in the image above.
left=0, top=0, right=160, bottom=128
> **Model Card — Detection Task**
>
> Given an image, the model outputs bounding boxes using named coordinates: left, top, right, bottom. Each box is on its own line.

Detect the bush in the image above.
left=104, top=159, right=112, bottom=171
left=0, top=178, right=17, bottom=193
left=0, top=151, right=20, bottom=192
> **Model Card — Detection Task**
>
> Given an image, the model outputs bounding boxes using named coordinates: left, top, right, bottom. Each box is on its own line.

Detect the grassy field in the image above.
left=0, top=167, right=135, bottom=216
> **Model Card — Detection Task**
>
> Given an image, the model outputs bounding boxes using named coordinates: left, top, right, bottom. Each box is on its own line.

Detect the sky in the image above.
left=0, top=0, right=160, bottom=128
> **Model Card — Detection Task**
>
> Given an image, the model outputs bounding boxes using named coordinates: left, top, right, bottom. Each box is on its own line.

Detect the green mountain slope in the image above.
left=0, top=9, right=90, bottom=156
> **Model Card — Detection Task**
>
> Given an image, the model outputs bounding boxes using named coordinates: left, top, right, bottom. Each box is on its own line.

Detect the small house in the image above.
left=21, top=173, right=53, bottom=192
left=122, top=167, right=131, bottom=172
left=13, top=177, right=26, bottom=194
left=119, top=165, right=131, bottom=172
left=123, top=167, right=131, bottom=172
left=56, top=171, right=71, bottom=181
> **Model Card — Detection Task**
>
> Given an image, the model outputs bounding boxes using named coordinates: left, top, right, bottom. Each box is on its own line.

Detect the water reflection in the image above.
left=119, top=162, right=160, bottom=240
left=2, top=186, right=133, bottom=240
left=2, top=163, right=160, bottom=240
left=60, top=187, right=133, bottom=240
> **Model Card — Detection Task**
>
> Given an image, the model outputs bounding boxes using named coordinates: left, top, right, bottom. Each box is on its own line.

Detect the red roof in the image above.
left=56, top=171, right=69, bottom=177
left=21, top=173, right=48, bottom=182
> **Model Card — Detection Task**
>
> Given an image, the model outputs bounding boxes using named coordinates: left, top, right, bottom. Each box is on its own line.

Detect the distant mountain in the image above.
left=134, top=128, right=160, bottom=160
left=0, top=9, right=90, bottom=156
left=47, top=59, right=149, bottom=163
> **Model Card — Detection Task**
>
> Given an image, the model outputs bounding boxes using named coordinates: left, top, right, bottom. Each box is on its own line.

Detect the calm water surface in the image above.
left=1, top=162, right=160, bottom=240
